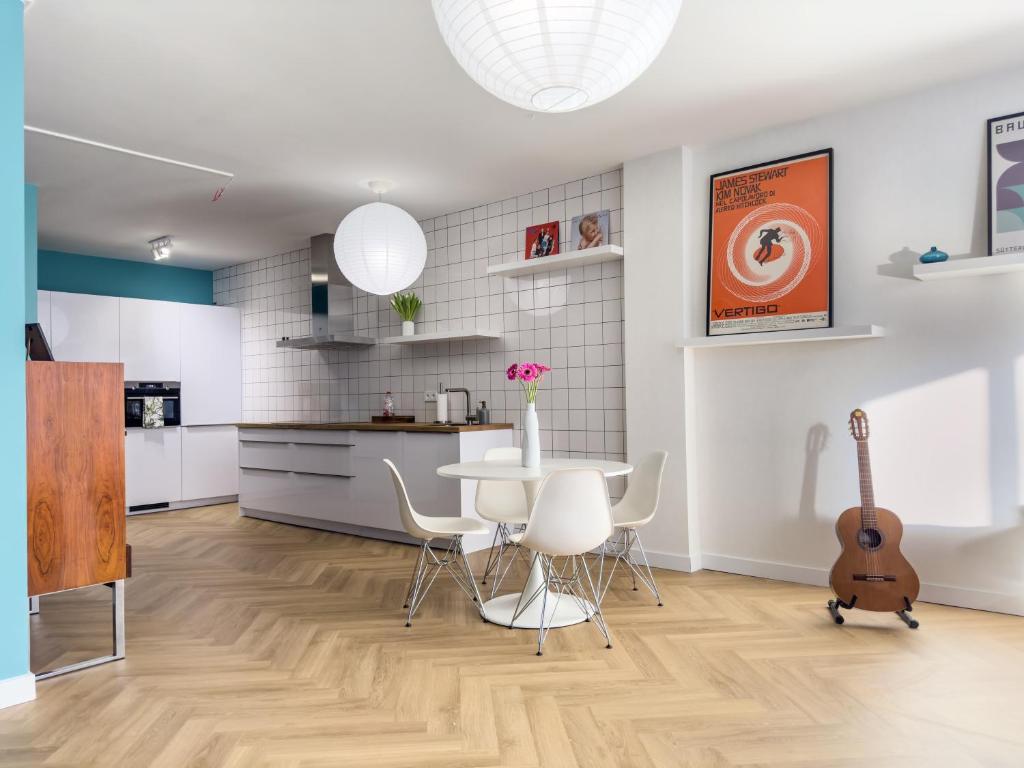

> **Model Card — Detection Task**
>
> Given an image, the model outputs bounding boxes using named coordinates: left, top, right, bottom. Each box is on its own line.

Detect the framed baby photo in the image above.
left=524, top=220, right=560, bottom=260
left=570, top=209, right=610, bottom=250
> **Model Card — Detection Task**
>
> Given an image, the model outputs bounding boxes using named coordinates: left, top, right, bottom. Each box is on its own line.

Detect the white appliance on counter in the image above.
left=38, top=290, right=242, bottom=513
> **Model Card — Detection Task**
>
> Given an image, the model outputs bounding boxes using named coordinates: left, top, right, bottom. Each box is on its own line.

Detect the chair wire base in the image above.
left=600, top=528, right=663, bottom=606
left=480, top=522, right=528, bottom=598
left=403, top=536, right=484, bottom=626
left=509, top=553, right=612, bottom=656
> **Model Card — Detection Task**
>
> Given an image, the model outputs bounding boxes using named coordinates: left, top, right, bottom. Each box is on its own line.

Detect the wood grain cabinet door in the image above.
left=27, top=361, right=127, bottom=596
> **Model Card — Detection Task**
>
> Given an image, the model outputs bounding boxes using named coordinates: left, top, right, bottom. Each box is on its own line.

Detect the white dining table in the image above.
left=437, top=458, right=633, bottom=629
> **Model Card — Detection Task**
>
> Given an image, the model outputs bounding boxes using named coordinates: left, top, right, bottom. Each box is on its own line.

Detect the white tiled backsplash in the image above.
left=213, top=168, right=625, bottom=476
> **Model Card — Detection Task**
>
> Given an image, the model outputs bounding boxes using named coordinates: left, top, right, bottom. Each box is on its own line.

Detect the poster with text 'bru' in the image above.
left=707, top=149, right=832, bottom=336
left=989, top=111, right=1024, bottom=256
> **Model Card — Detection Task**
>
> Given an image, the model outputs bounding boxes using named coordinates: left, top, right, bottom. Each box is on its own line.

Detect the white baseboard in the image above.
left=641, top=548, right=698, bottom=573
left=128, top=495, right=238, bottom=516
left=0, top=673, right=36, bottom=710
left=701, top=554, right=829, bottom=587
left=917, top=581, right=1024, bottom=616
left=700, top=553, right=1024, bottom=617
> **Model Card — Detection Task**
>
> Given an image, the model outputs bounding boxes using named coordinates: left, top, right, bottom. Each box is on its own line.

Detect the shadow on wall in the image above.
left=877, top=246, right=978, bottom=279
left=877, top=141, right=991, bottom=280
left=788, top=423, right=841, bottom=565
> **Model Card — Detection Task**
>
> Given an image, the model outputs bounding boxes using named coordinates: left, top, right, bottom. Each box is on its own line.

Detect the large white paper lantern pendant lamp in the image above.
left=431, top=0, right=683, bottom=113
left=334, top=182, right=427, bottom=296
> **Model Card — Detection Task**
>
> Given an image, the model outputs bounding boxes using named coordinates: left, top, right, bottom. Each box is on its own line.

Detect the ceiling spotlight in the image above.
left=149, top=236, right=173, bottom=261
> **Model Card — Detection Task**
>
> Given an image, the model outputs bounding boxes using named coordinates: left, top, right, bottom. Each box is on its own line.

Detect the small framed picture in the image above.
left=570, top=209, right=610, bottom=250
left=525, top=220, right=560, bottom=260
left=988, top=110, right=1024, bottom=256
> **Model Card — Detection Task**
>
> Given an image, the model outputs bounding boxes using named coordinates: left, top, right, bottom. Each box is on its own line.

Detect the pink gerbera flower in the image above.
left=506, top=363, right=519, bottom=381
left=518, top=363, right=538, bottom=382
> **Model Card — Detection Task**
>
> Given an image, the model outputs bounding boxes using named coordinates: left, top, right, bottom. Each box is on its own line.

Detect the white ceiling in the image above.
left=25, top=0, right=1024, bottom=269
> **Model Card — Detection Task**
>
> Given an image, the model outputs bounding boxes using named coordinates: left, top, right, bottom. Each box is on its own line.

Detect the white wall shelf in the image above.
left=377, top=329, right=501, bottom=345
left=486, top=244, right=623, bottom=278
left=678, top=325, right=886, bottom=349
left=913, top=252, right=1024, bottom=281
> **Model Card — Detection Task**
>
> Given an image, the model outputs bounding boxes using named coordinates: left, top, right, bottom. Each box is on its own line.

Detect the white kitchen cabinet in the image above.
left=119, top=297, right=181, bottom=381
left=180, top=304, right=241, bottom=425
left=125, top=427, right=183, bottom=508
left=49, top=291, right=120, bottom=363
left=181, top=425, right=239, bottom=500
left=236, top=427, right=513, bottom=552
left=36, top=290, right=52, bottom=342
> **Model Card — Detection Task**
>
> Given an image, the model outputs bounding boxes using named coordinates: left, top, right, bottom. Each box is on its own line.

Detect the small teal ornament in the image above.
left=919, top=246, right=949, bottom=264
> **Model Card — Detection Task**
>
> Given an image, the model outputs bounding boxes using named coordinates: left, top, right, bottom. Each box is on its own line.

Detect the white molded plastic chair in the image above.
left=602, top=451, right=668, bottom=606
left=512, top=468, right=614, bottom=656
left=383, top=459, right=488, bottom=626
left=475, top=446, right=529, bottom=596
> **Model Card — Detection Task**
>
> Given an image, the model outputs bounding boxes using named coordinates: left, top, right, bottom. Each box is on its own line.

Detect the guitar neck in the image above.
left=856, top=440, right=877, bottom=526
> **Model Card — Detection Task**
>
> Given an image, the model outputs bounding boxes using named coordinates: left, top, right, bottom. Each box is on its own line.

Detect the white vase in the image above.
left=522, top=402, right=540, bottom=468
left=402, top=320, right=415, bottom=336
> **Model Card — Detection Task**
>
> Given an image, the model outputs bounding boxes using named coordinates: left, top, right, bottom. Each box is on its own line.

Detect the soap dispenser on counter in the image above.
left=476, top=400, right=490, bottom=425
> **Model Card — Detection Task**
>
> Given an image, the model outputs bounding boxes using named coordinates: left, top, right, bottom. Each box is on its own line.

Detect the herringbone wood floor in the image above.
left=2, top=504, right=1023, bottom=767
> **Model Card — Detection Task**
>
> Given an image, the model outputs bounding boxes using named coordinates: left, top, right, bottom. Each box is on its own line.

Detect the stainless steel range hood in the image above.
left=276, top=234, right=376, bottom=350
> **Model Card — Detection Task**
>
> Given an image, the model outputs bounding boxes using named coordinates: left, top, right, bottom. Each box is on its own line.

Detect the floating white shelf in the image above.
left=377, top=329, right=501, bottom=345
left=486, top=244, right=623, bottom=278
left=678, top=325, right=886, bottom=349
left=913, top=252, right=1024, bottom=281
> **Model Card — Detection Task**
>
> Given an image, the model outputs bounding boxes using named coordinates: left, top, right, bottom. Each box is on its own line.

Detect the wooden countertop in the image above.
left=236, top=421, right=513, bottom=434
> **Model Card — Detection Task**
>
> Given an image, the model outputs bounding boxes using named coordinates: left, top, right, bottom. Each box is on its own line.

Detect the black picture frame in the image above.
left=705, top=148, right=834, bottom=337
left=987, top=110, right=1024, bottom=258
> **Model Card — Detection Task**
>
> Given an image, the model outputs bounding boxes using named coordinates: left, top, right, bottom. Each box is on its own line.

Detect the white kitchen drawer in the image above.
left=239, top=468, right=298, bottom=517
left=237, top=429, right=355, bottom=446
left=239, top=440, right=292, bottom=471
left=291, top=443, right=352, bottom=476
left=287, top=473, right=357, bottom=524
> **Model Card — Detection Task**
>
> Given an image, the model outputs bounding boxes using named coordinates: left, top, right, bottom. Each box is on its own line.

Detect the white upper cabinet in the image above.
left=36, top=290, right=52, bottom=344
left=49, top=291, right=120, bottom=363
left=119, top=297, right=181, bottom=382
left=180, top=304, right=241, bottom=425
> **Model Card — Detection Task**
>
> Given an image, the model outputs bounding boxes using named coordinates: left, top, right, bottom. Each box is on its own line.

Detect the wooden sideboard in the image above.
left=27, top=361, right=127, bottom=597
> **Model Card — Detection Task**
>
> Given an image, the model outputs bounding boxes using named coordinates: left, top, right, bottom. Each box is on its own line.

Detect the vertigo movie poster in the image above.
left=707, top=149, right=833, bottom=336
left=989, top=111, right=1024, bottom=256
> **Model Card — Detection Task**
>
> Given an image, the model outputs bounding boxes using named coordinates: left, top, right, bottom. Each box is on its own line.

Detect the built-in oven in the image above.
left=125, top=382, right=182, bottom=428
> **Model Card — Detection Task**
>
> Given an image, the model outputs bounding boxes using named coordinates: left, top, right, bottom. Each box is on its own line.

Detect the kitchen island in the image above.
left=236, top=422, right=514, bottom=552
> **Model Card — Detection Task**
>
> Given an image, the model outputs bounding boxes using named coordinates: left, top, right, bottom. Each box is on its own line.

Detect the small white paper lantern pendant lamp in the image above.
left=334, top=181, right=427, bottom=295
left=431, top=0, right=682, bottom=113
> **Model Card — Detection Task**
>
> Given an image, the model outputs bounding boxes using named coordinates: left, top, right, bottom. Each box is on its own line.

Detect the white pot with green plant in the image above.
left=390, top=291, right=422, bottom=336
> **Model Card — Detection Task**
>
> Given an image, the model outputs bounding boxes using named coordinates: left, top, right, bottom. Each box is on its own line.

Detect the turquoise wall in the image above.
left=39, top=250, right=213, bottom=305
left=1, top=0, right=30, bottom=685
left=25, top=185, right=37, bottom=323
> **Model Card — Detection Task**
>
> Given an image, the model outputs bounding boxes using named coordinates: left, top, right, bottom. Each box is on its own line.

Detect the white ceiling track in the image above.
left=25, top=125, right=235, bottom=196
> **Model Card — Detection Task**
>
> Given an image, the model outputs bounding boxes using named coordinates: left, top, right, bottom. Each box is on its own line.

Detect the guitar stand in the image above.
left=827, top=596, right=920, bottom=629
left=827, top=598, right=848, bottom=624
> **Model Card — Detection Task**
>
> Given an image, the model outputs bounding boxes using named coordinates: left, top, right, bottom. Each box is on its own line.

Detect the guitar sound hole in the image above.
left=857, top=528, right=883, bottom=550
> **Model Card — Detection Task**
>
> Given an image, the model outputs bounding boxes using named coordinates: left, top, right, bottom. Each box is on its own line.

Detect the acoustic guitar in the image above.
left=827, top=409, right=921, bottom=628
